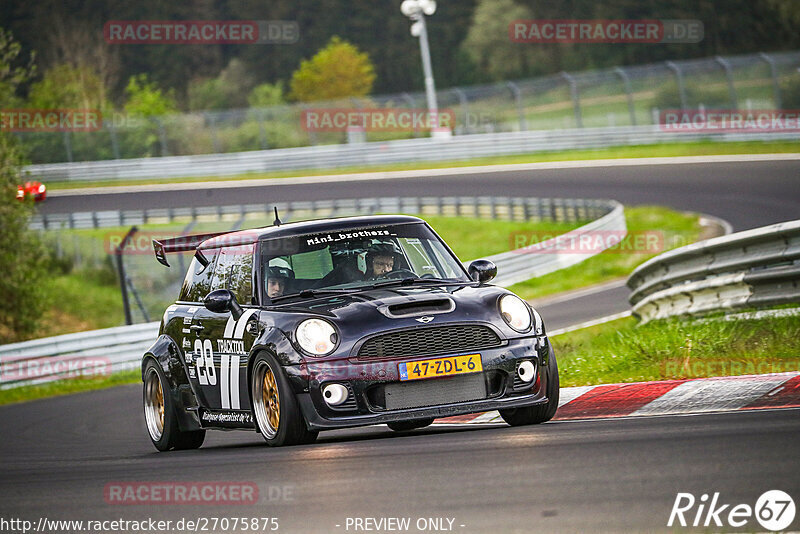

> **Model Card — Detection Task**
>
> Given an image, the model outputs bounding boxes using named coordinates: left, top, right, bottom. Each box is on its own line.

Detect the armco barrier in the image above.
left=0, top=322, right=159, bottom=389
left=627, top=219, right=800, bottom=322
left=25, top=125, right=800, bottom=183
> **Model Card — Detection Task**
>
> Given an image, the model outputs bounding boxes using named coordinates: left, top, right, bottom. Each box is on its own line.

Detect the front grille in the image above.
left=384, top=373, right=487, bottom=410
left=356, top=325, right=502, bottom=360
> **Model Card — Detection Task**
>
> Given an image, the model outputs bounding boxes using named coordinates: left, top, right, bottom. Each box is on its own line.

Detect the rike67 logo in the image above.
left=669, top=490, right=795, bottom=531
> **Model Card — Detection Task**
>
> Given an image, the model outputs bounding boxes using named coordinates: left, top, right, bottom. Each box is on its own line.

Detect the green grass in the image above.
left=48, top=140, right=799, bottom=190
left=0, top=370, right=139, bottom=406
left=43, top=273, right=124, bottom=336
left=551, top=315, right=800, bottom=387
left=509, top=206, right=702, bottom=300
left=424, top=216, right=583, bottom=261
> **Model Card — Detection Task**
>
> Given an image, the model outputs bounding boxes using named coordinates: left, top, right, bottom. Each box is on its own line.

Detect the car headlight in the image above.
left=296, top=318, right=338, bottom=356
left=499, top=294, right=532, bottom=332
left=38, top=184, right=45, bottom=193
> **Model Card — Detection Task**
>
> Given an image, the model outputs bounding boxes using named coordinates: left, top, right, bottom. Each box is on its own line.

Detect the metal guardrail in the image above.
left=0, top=322, right=159, bottom=389
left=490, top=201, right=625, bottom=287
left=8, top=196, right=624, bottom=389
left=31, top=195, right=617, bottom=230
left=627, top=219, right=800, bottom=322
left=25, top=125, right=800, bottom=183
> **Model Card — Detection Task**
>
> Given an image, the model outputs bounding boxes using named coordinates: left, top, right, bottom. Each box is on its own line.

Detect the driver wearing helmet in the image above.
left=267, top=259, right=294, bottom=298
left=364, top=241, right=402, bottom=280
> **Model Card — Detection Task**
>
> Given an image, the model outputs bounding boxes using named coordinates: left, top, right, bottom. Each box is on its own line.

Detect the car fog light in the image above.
left=517, top=360, right=536, bottom=383
left=322, top=383, right=349, bottom=406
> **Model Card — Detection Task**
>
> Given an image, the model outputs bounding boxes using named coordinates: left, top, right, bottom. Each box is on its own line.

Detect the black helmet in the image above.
left=366, top=241, right=402, bottom=260
left=268, top=266, right=294, bottom=280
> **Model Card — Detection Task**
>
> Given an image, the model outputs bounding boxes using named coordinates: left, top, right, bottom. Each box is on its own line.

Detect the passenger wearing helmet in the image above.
left=267, top=259, right=294, bottom=298
left=365, top=241, right=402, bottom=280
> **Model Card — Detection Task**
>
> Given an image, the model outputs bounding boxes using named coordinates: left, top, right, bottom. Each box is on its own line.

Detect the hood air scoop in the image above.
left=379, top=296, right=455, bottom=319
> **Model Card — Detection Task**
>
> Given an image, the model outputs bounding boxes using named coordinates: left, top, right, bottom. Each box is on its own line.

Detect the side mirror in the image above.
left=204, top=289, right=244, bottom=320
left=468, top=259, right=497, bottom=284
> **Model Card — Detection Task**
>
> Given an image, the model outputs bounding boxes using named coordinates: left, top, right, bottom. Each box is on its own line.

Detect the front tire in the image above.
left=251, top=353, right=317, bottom=446
left=143, top=360, right=205, bottom=451
left=499, top=346, right=559, bottom=426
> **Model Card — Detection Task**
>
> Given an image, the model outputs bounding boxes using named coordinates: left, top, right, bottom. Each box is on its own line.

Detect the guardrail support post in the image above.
left=207, top=113, right=221, bottom=153
left=715, top=56, right=738, bottom=109
left=507, top=81, right=527, bottom=131
left=759, top=52, right=782, bottom=109
left=107, top=120, right=121, bottom=160
left=152, top=118, right=169, bottom=156
left=62, top=131, right=73, bottom=163
left=666, top=61, right=688, bottom=110
left=560, top=72, right=582, bottom=128
left=614, top=67, right=637, bottom=126
left=115, top=226, right=138, bottom=326
left=452, top=88, right=469, bottom=134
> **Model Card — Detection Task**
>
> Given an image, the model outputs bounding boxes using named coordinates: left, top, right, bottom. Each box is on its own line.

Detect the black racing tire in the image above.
left=143, top=359, right=206, bottom=452
left=499, top=346, right=559, bottom=426
left=251, top=353, right=318, bottom=446
left=387, top=418, right=435, bottom=432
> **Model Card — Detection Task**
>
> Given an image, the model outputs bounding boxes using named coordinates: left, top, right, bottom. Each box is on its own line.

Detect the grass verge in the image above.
left=47, top=140, right=799, bottom=191
left=551, top=315, right=800, bottom=387
left=0, top=370, right=139, bottom=406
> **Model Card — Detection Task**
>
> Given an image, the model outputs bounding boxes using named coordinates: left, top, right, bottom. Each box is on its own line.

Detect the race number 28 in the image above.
left=194, top=339, right=240, bottom=409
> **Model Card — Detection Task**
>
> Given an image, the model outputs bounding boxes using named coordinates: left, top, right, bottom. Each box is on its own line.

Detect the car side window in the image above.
left=210, top=244, right=255, bottom=304
left=178, top=249, right=220, bottom=303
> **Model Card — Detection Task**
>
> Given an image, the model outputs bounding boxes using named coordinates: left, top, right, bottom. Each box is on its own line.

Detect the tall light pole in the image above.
left=400, top=0, right=450, bottom=138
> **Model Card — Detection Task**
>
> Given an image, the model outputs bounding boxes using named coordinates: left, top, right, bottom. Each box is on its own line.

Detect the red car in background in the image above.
left=16, top=180, right=46, bottom=202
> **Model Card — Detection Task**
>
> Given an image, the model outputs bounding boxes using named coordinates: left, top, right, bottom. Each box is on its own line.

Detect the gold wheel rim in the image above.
left=144, top=368, right=165, bottom=441
left=263, top=368, right=280, bottom=431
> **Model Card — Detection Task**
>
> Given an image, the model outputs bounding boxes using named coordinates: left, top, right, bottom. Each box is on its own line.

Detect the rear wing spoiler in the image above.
left=152, top=232, right=227, bottom=267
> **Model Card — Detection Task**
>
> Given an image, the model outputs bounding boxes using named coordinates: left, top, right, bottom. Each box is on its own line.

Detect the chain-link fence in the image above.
left=15, top=51, right=800, bottom=165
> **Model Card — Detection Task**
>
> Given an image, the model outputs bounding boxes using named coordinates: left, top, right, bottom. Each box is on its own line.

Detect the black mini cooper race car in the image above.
left=142, top=214, right=558, bottom=451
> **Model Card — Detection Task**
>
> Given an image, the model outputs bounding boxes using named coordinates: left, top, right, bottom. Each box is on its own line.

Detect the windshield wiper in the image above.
left=270, top=288, right=356, bottom=302
left=370, top=277, right=471, bottom=289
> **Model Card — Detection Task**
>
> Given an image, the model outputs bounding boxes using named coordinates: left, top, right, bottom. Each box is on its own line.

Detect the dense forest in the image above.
left=2, top=0, right=800, bottom=110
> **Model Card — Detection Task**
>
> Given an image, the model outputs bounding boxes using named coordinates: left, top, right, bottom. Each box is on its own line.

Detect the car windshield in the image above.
left=261, top=222, right=469, bottom=301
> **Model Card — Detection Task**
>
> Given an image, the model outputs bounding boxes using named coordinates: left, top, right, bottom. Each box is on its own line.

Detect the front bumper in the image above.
left=288, top=336, right=551, bottom=430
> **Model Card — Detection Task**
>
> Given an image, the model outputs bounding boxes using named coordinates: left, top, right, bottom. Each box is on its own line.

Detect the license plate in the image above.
left=398, top=354, right=482, bottom=381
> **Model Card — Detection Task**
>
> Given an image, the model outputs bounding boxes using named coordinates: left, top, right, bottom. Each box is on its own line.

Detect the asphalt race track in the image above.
left=5, top=158, right=799, bottom=532
left=1, top=386, right=799, bottom=532
left=43, top=160, right=800, bottom=231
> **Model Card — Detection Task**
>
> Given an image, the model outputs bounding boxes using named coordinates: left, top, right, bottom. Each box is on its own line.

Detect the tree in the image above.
left=124, top=74, right=177, bottom=117
left=289, top=36, right=376, bottom=102
left=0, top=29, right=48, bottom=343
left=28, top=64, right=106, bottom=110
left=188, top=59, right=256, bottom=111
left=248, top=82, right=285, bottom=108
left=461, top=0, right=543, bottom=81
